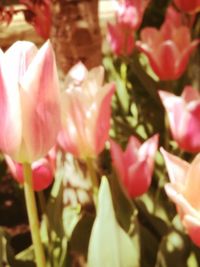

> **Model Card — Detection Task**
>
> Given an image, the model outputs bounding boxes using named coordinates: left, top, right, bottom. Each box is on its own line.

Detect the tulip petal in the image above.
left=183, top=215, right=200, bottom=247
left=19, top=40, right=61, bottom=162
left=124, top=136, right=141, bottom=167
left=160, top=148, right=189, bottom=185
left=159, top=90, right=184, bottom=142
left=95, top=83, right=115, bottom=155
left=128, top=160, right=151, bottom=197
left=0, top=51, right=22, bottom=157
left=182, top=85, right=200, bottom=103
left=184, top=154, right=200, bottom=210
left=110, top=139, right=126, bottom=183
left=139, top=134, right=159, bottom=170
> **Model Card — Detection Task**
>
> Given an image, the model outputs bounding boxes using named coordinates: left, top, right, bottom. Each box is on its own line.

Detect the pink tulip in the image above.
left=174, top=0, right=200, bottom=13
left=136, top=13, right=199, bottom=80
left=5, top=146, right=57, bottom=191
left=161, top=148, right=200, bottom=247
left=159, top=86, right=200, bottom=153
left=57, top=62, right=115, bottom=159
left=0, top=40, right=61, bottom=163
left=110, top=134, right=159, bottom=198
left=115, top=0, right=150, bottom=30
left=107, top=22, right=135, bottom=56
left=107, top=0, right=150, bottom=56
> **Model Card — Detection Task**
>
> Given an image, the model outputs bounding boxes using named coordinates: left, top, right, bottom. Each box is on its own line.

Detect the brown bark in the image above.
left=50, top=0, right=102, bottom=80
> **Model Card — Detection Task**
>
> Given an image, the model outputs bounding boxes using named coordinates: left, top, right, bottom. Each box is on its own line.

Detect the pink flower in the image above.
left=110, top=134, right=159, bottom=198
left=57, top=63, right=115, bottom=159
left=161, top=148, right=200, bottom=247
left=5, top=147, right=57, bottom=191
left=107, top=22, right=135, bottom=56
left=115, top=0, right=150, bottom=30
left=159, top=86, right=200, bottom=153
left=0, top=40, right=61, bottom=163
left=136, top=16, right=199, bottom=80
left=174, top=0, right=200, bottom=13
left=107, top=0, right=150, bottom=56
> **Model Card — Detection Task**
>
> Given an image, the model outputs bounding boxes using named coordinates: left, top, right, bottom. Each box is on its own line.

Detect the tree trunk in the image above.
left=50, top=0, right=102, bottom=80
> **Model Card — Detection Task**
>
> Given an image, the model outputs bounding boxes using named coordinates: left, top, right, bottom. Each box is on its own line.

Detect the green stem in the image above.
left=23, top=163, right=46, bottom=267
left=85, top=157, right=98, bottom=203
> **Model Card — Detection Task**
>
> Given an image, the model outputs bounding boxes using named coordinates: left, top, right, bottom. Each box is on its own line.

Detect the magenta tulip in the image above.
left=174, top=0, right=200, bottom=13
left=110, top=134, right=158, bottom=198
left=159, top=86, right=200, bottom=153
left=57, top=62, right=115, bottom=159
left=0, top=40, right=61, bottom=163
left=136, top=13, right=199, bottom=80
left=5, top=147, right=56, bottom=191
left=161, top=148, right=200, bottom=247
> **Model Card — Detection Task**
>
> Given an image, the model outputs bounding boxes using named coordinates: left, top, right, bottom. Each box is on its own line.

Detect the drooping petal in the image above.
left=19, top=40, right=61, bottom=162
left=124, top=136, right=141, bottom=167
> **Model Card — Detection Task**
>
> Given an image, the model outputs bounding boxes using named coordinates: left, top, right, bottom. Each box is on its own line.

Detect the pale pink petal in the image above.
left=160, top=147, right=189, bottom=184
left=95, top=83, right=115, bottom=155
left=159, top=90, right=184, bottom=141
left=0, top=53, right=22, bottom=157
left=65, top=62, right=88, bottom=87
left=184, top=154, right=200, bottom=211
left=19, top=40, right=61, bottom=162
left=165, top=183, right=199, bottom=218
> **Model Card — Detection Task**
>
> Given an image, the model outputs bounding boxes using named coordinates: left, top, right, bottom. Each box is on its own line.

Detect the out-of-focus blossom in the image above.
left=107, top=0, right=150, bottom=56
left=107, top=23, right=135, bottom=56
left=5, top=147, right=57, bottom=191
left=88, top=176, right=136, bottom=267
left=136, top=12, right=199, bottom=80
left=159, top=86, right=200, bottom=153
left=174, top=0, right=200, bottom=13
left=115, top=0, right=150, bottom=30
left=110, top=134, right=158, bottom=198
left=20, top=0, right=51, bottom=39
left=161, top=148, right=200, bottom=247
left=57, top=62, right=115, bottom=159
left=165, top=5, right=195, bottom=28
left=0, top=40, right=60, bottom=163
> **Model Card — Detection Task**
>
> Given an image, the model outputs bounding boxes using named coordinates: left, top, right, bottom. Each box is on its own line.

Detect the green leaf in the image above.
left=87, top=177, right=138, bottom=267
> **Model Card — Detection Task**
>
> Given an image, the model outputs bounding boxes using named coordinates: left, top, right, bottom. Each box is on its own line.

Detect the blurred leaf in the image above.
left=108, top=172, right=136, bottom=232
left=155, top=229, right=191, bottom=267
left=70, top=212, right=95, bottom=256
